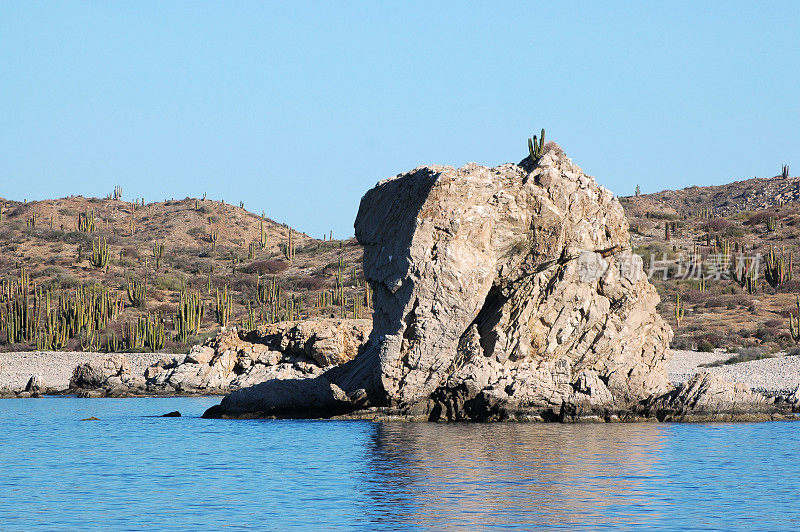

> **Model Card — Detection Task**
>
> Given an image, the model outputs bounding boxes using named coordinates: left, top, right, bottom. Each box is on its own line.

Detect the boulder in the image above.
left=207, top=146, right=675, bottom=420
left=25, top=374, right=44, bottom=394
left=70, top=355, right=131, bottom=390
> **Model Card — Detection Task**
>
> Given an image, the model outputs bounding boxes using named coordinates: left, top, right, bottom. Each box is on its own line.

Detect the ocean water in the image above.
left=1, top=397, right=799, bottom=531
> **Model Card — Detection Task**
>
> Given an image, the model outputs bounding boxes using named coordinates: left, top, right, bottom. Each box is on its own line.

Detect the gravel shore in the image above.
left=668, top=349, right=800, bottom=395
left=2, top=349, right=800, bottom=396
left=0, top=351, right=181, bottom=394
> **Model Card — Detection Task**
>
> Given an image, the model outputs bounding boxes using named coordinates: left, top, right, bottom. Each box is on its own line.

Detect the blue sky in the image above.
left=2, top=2, right=799, bottom=238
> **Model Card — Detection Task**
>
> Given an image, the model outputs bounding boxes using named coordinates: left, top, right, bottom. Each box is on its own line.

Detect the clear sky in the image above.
left=2, top=2, right=799, bottom=238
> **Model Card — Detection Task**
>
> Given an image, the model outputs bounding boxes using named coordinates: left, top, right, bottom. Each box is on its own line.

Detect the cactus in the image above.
left=765, top=246, right=792, bottom=288
left=152, top=242, right=164, bottom=269
left=174, top=290, right=204, bottom=342
left=766, top=216, right=778, bottom=232
left=635, top=184, right=641, bottom=197
left=782, top=165, right=790, bottom=179
left=113, top=185, right=123, bottom=200
left=259, top=220, right=268, bottom=250
left=282, top=228, right=295, bottom=260
left=364, top=283, right=372, bottom=308
left=209, top=227, right=218, bottom=251
left=527, top=128, right=545, bottom=163
left=26, top=212, right=37, bottom=228
left=664, top=223, right=670, bottom=242
left=90, top=237, right=110, bottom=269
left=790, top=296, right=800, bottom=343
left=674, top=294, right=685, bottom=327
left=215, top=286, right=233, bottom=326
left=125, top=275, right=147, bottom=308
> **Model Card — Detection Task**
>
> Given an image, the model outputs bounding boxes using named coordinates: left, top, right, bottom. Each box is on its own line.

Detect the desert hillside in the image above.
left=2, top=165, right=800, bottom=354
left=0, top=191, right=369, bottom=352
left=622, top=165, right=800, bottom=352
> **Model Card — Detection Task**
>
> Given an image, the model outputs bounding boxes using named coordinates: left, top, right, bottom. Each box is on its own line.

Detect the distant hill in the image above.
left=2, top=165, right=800, bottom=354
left=0, top=193, right=368, bottom=352
left=621, top=168, right=800, bottom=352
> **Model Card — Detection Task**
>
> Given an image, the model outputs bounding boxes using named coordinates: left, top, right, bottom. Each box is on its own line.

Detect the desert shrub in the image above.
left=765, top=319, right=783, bottom=328
left=186, top=227, right=206, bottom=238
left=745, top=210, right=774, bottom=226
left=755, top=326, right=781, bottom=343
left=153, top=274, right=186, bottom=292
left=700, top=346, right=773, bottom=367
left=242, top=260, right=289, bottom=275
left=704, top=219, right=733, bottom=232
left=697, top=340, right=715, bottom=352
left=58, top=207, right=75, bottom=217
left=298, top=276, right=329, bottom=290
left=648, top=211, right=680, bottom=221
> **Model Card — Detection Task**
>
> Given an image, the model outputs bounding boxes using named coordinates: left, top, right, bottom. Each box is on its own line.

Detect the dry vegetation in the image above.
left=0, top=192, right=369, bottom=353
left=3, top=166, right=800, bottom=355
left=623, top=167, right=800, bottom=352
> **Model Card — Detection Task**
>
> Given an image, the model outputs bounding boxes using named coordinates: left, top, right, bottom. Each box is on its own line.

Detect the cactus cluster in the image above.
left=125, top=275, right=147, bottom=308
left=1, top=270, right=124, bottom=350
left=215, top=286, right=233, bottom=326
left=765, top=246, right=793, bottom=288
left=174, top=290, right=204, bottom=342
left=78, top=209, right=96, bottom=232
left=527, top=128, right=545, bottom=163
left=90, top=237, right=109, bottom=269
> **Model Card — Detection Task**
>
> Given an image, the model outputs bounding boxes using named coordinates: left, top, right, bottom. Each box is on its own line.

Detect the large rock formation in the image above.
left=205, top=146, right=677, bottom=420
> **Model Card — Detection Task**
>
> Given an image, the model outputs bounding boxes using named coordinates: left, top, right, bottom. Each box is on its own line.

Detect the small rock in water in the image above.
left=80, top=416, right=100, bottom=421
left=161, top=411, right=181, bottom=417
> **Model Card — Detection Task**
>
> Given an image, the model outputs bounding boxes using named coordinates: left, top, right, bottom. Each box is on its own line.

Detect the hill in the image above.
left=2, top=163, right=800, bottom=355
left=622, top=166, right=800, bottom=352
left=0, top=192, right=369, bottom=352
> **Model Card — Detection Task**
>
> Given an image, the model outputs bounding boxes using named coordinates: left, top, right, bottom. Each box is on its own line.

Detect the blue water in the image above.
left=1, top=398, right=799, bottom=531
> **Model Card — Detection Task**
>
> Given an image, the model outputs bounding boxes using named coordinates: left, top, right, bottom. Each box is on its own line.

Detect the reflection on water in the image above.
left=364, top=423, right=668, bottom=529
left=2, top=398, right=800, bottom=531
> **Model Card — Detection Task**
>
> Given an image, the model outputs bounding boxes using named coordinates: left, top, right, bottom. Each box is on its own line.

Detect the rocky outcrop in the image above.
left=206, top=146, right=684, bottom=421
left=70, top=354, right=142, bottom=393
left=66, top=319, right=371, bottom=396
left=645, top=372, right=788, bottom=422
left=146, top=320, right=370, bottom=394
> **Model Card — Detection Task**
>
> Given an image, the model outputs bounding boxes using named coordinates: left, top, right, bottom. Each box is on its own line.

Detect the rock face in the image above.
left=207, top=147, right=677, bottom=420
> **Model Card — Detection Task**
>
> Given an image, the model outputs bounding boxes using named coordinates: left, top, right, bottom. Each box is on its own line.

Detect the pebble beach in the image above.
left=0, top=351, right=181, bottom=394
left=2, top=349, right=800, bottom=396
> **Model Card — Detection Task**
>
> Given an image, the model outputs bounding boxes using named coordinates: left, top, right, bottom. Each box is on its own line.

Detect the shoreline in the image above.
left=4, top=348, right=800, bottom=409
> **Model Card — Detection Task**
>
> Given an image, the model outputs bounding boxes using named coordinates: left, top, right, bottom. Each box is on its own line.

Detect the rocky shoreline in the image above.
left=3, top=343, right=800, bottom=423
